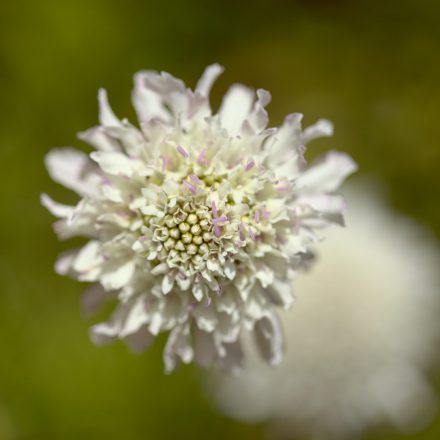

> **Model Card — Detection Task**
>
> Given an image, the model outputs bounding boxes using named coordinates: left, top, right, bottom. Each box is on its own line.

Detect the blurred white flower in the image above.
left=209, top=185, right=440, bottom=437
left=42, top=64, right=356, bottom=372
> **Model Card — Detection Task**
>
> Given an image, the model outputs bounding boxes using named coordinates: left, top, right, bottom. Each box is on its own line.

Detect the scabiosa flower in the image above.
left=42, top=64, right=356, bottom=372
left=209, top=185, right=440, bottom=438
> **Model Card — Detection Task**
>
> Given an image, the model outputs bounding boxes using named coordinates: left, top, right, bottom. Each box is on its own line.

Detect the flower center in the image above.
left=152, top=199, right=214, bottom=268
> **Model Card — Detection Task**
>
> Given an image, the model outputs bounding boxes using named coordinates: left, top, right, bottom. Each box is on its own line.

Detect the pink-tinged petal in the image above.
left=219, top=84, right=254, bottom=135
left=98, top=88, right=121, bottom=127
left=45, top=148, right=99, bottom=196
left=254, top=311, right=284, bottom=366
left=81, top=283, right=113, bottom=317
left=195, top=63, right=224, bottom=97
left=296, top=151, right=358, bottom=193
left=193, top=329, right=215, bottom=368
left=41, top=193, right=74, bottom=218
left=301, top=118, right=334, bottom=144
left=124, top=325, right=155, bottom=353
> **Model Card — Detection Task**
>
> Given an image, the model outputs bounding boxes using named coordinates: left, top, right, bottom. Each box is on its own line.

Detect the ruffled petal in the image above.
left=295, top=151, right=358, bottom=193
left=254, top=311, right=284, bottom=366
left=41, top=193, right=74, bottom=218
left=98, top=88, right=121, bottom=127
left=45, top=148, right=100, bottom=196
left=219, top=84, right=254, bottom=135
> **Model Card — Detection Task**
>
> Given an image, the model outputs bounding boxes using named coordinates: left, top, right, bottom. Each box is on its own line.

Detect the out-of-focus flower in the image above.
left=42, top=64, right=356, bottom=372
left=209, top=185, right=440, bottom=437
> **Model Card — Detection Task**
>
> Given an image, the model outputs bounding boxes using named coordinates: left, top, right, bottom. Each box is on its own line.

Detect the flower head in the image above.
left=42, top=64, right=356, bottom=372
left=210, top=185, right=440, bottom=438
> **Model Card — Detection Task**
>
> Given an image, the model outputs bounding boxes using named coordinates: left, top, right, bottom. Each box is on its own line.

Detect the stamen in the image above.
left=249, top=227, right=257, bottom=241
left=245, top=159, right=255, bottom=171
left=262, top=207, right=270, bottom=220
left=239, top=223, right=245, bottom=241
left=190, top=174, right=203, bottom=185
left=160, top=155, right=169, bottom=171
left=214, top=225, right=222, bottom=238
left=254, top=210, right=260, bottom=223
left=276, top=184, right=290, bottom=192
left=197, top=149, right=206, bottom=164
left=213, top=216, right=228, bottom=225
left=211, top=200, right=218, bottom=218
left=183, top=181, right=196, bottom=194
left=176, top=145, right=189, bottom=158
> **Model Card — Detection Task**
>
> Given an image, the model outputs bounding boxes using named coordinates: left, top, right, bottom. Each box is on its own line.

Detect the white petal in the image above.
left=301, top=118, right=334, bottom=144
left=77, top=126, right=120, bottom=152
left=297, top=193, right=346, bottom=214
left=54, top=249, right=79, bottom=275
left=98, top=88, right=121, bottom=127
left=45, top=148, right=99, bottom=196
left=296, top=151, right=358, bottom=193
left=263, top=280, right=295, bottom=309
left=247, top=89, right=271, bottom=133
left=224, top=259, right=236, bottom=280
left=41, top=193, right=74, bottom=218
left=266, top=113, right=303, bottom=165
left=162, top=273, right=174, bottom=294
left=163, top=326, right=194, bottom=373
left=219, top=84, right=254, bottom=135
left=192, top=306, right=218, bottom=332
left=100, top=260, right=135, bottom=290
left=193, top=283, right=205, bottom=302
left=90, top=321, right=119, bottom=346
left=73, top=240, right=101, bottom=273
left=132, top=71, right=170, bottom=123
left=120, top=296, right=149, bottom=337
left=254, top=312, right=284, bottom=366
left=195, top=63, right=224, bottom=97
left=90, top=151, right=143, bottom=176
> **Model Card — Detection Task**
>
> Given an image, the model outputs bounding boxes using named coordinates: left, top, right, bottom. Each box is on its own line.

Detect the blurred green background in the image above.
left=0, top=0, right=439, bottom=439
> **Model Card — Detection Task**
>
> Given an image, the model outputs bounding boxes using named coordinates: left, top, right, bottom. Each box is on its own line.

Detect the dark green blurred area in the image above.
left=0, top=0, right=439, bottom=439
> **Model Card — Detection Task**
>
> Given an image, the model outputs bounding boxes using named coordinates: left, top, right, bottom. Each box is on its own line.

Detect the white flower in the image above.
left=42, top=64, right=356, bottom=373
left=209, top=185, right=440, bottom=437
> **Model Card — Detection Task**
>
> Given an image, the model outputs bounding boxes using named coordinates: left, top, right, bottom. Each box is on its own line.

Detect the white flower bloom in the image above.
left=42, top=64, right=356, bottom=372
left=209, top=185, right=440, bottom=437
